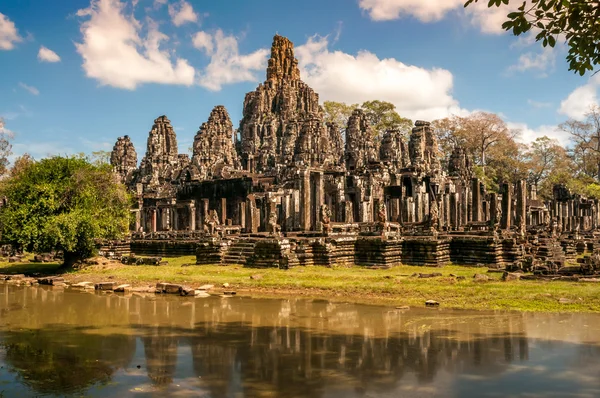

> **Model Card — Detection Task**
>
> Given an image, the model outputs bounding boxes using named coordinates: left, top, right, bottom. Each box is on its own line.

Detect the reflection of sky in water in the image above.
left=2, top=284, right=600, bottom=397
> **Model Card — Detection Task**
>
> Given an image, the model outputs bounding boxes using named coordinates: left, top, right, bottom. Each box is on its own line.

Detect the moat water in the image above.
left=1, top=284, right=600, bottom=397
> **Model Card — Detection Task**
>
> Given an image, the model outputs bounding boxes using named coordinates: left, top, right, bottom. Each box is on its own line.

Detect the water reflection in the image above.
left=1, top=283, right=600, bottom=397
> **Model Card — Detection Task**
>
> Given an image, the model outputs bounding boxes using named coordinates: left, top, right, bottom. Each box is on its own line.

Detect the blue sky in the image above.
left=0, top=0, right=597, bottom=161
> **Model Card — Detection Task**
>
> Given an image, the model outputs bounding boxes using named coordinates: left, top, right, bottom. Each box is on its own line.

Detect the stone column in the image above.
left=189, top=204, right=196, bottom=231
left=172, top=207, right=178, bottom=231
left=246, top=195, right=258, bottom=233
left=239, top=202, right=246, bottom=231
left=151, top=208, right=157, bottom=233
left=515, top=180, right=526, bottom=234
left=301, top=170, right=311, bottom=231
left=472, top=178, right=481, bottom=222
left=314, top=172, right=324, bottom=231
left=135, top=210, right=141, bottom=232
left=501, top=183, right=512, bottom=230
left=450, top=192, right=458, bottom=229
left=221, top=197, right=227, bottom=225
left=489, top=193, right=498, bottom=229
left=460, top=186, right=469, bottom=226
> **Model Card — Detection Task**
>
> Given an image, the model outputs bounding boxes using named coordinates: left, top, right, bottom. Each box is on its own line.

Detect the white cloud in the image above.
left=18, top=82, right=39, bottom=96
left=295, top=35, right=466, bottom=121
left=194, top=29, right=269, bottom=91
left=0, top=118, right=15, bottom=138
left=509, top=122, right=568, bottom=146
left=75, top=0, right=195, bottom=90
left=358, top=0, right=513, bottom=34
left=527, top=99, right=552, bottom=109
left=558, top=74, right=600, bottom=120
left=38, top=46, right=61, bottom=62
left=192, top=31, right=213, bottom=54
left=358, top=0, right=463, bottom=22
left=507, top=44, right=558, bottom=77
left=0, top=12, right=22, bottom=50
left=168, top=0, right=198, bottom=26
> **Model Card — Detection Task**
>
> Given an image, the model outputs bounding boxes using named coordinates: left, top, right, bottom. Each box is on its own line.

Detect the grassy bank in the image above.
left=1, top=256, right=600, bottom=312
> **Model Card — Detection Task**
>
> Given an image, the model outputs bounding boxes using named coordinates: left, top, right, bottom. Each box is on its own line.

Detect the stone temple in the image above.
left=109, top=35, right=600, bottom=272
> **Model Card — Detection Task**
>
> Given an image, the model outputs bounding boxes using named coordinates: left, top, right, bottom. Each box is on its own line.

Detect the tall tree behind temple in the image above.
left=433, top=112, right=523, bottom=191
left=560, top=105, right=600, bottom=182
left=322, top=100, right=412, bottom=141
left=523, top=136, right=573, bottom=198
left=0, top=117, right=13, bottom=176
left=360, top=100, right=413, bottom=141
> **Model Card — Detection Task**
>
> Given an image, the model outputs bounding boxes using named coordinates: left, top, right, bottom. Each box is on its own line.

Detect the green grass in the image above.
left=1, top=255, right=599, bottom=312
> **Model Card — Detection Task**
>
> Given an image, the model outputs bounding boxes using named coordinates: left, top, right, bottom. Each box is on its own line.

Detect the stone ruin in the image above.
left=109, top=34, right=600, bottom=273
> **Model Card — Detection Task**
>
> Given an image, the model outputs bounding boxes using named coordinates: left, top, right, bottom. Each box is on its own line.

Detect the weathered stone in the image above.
left=38, top=276, right=65, bottom=285
left=197, top=284, right=214, bottom=291
left=345, top=109, right=377, bottom=170
left=250, top=274, right=263, bottom=280
left=114, top=284, right=131, bottom=293
left=190, top=105, right=241, bottom=180
left=502, top=272, right=521, bottom=281
left=238, top=35, right=342, bottom=173
left=473, top=274, right=491, bottom=282
left=425, top=300, right=439, bottom=307
left=110, top=135, right=138, bottom=184
left=95, top=282, right=116, bottom=290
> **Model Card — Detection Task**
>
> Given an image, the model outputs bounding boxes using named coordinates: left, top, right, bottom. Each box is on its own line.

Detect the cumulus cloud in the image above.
left=295, top=35, right=465, bottom=121
left=358, top=0, right=463, bottom=22
left=508, top=47, right=556, bottom=76
left=38, top=46, right=61, bottom=62
left=358, top=0, right=513, bottom=34
left=509, top=122, right=568, bottom=146
left=75, top=0, right=195, bottom=90
left=0, top=12, right=22, bottom=50
left=558, top=74, right=600, bottom=120
left=19, top=82, right=39, bottom=96
left=168, top=0, right=198, bottom=27
left=194, top=29, right=269, bottom=91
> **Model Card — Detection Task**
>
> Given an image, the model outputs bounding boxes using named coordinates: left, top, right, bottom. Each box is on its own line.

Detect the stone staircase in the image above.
left=221, top=238, right=257, bottom=265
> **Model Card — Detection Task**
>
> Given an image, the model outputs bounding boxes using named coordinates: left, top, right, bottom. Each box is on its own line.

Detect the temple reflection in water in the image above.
left=1, top=284, right=600, bottom=397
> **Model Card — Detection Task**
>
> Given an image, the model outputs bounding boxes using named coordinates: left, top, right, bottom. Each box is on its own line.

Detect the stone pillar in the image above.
left=172, top=207, right=178, bottom=231
left=449, top=192, right=458, bottom=229
left=489, top=193, right=498, bottom=229
left=344, top=200, right=354, bottom=223
left=501, top=183, right=512, bottom=230
left=472, top=178, right=481, bottom=222
left=246, top=195, right=258, bottom=233
left=221, top=197, right=227, bottom=225
left=135, top=210, right=141, bottom=232
left=239, top=202, right=246, bottom=231
left=301, top=170, right=311, bottom=230
left=314, top=172, right=324, bottom=231
left=189, top=205, right=196, bottom=231
left=515, top=180, right=526, bottom=234
left=151, top=208, right=157, bottom=233
left=460, top=186, right=469, bottom=227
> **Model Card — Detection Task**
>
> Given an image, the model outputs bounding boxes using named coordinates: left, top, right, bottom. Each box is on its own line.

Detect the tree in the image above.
left=559, top=105, right=600, bottom=181
left=464, top=0, right=600, bottom=75
left=322, top=101, right=357, bottom=129
left=524, top=136, right=571, bottom=187
left=360, top=100, right=413, bottom=140
left=0, top=117, right=13, bottom=176
left=0, top=156, right=131, bottom=267
left=90, top=150, right=111, bottom=166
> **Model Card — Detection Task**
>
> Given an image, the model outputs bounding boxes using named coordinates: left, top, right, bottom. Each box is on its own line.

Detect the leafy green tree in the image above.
left=464, top=0, right=600, bottom=75
left=360, top=100, right=413, bottom=140
left=0, top=117, right=13, bottom=176
left=90, top=150, right=111, bottom=166
left=560, top=105, right=600, bottom=181
left=0, top=156, right=131, bottom=267
left=322, top=101, right=357, bottom=128
left=524, top=136, right=571, bottom=187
